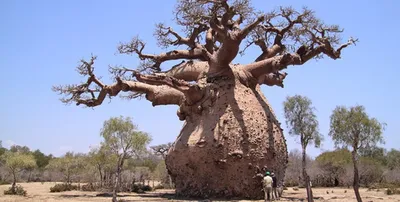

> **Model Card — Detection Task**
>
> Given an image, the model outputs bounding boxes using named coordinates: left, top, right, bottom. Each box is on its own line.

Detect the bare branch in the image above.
left=243, top=38, right=357, bottom=78
left=154, top=23, right=207, bottom=49
left=155, top=61, right=209, bottom=81
left=237, top=15, right=264, bottom=40
left=118, top=36, right=208, bottom=72
left=52, top=57, right=185, bottom=107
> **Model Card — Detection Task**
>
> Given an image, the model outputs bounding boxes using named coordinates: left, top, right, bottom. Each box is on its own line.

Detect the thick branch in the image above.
left=133, top=72, right=204, bottom=105
left=258, top=72, right=288, bottom=88
left=156, top=61, right=209, bottom=81
left=244, top=38, right=356, bottom=78
left=237, top=15, right=265, bottom=40
left=205, top=28, right=215, bottom=54
left=253, top=8, right=313, bottom=61
left=53, top=57, right=185, bottom=107
left=118, top=37, right=208, bottom=71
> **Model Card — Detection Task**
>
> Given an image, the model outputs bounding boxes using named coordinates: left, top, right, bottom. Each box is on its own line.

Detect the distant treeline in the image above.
left=286, top=147, right=400, bottom=188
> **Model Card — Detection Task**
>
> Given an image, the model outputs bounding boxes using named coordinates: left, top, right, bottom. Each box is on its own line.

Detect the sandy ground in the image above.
left=0, top=183, right=399, bottom=202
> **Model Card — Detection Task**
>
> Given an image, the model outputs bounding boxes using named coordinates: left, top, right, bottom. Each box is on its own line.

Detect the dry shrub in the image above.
left=50, top=183, right=78, bottom=192
left=4, top=185, right=27, bottom=196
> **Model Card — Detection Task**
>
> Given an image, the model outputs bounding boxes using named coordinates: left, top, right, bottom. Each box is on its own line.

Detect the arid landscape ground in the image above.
left=0, top=183, right=399, bottom=202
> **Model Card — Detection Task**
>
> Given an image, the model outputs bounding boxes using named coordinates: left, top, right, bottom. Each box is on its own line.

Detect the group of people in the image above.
left=262, top=171, right=280, bottom=201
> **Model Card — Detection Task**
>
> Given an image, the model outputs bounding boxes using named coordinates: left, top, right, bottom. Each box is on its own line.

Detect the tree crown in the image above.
left=329, top=105, right=385, bottom=151
left=52, top=1, right=356, bottom=123
left=283, top=95, right=323, bottom=148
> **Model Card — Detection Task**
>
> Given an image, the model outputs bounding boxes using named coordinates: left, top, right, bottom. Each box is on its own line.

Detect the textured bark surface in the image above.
left=166, top=72, right=288, bottom=199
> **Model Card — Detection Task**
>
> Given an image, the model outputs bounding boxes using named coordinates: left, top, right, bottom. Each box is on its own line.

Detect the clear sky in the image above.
left=0, top=0, right=398, bottom=157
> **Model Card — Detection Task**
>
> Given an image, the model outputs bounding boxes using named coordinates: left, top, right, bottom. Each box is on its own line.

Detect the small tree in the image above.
left=100, top=116, right=151, bottom=202
left=46, top=152, right=84, bottom=184
left=1, top=151, right=36, bottom=193
left=386, top=149, right=400, bottom=170
left=283, top=95, right=322, bottom=202
left=329, top=105, right=385, bottom=202
left=88, top=145, right=117, bottom=187
left=151, top=143, right=173, bottom=188
left=32, top=149, right=52, bottom=170
left=315, top=149, right=352, bottom=187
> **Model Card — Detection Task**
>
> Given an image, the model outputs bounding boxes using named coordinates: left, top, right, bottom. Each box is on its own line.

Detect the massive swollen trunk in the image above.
left=166, top=73, right=288, bottom=199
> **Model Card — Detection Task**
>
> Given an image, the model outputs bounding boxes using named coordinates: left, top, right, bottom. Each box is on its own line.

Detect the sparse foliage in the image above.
left=1, top=151, right=36, bottom=193
left=100, top=116, right=151, bottom=202
left=329, top=105, right=386, bottom=202
left=46, top=152, right=85, bottom=184
left=284, top=95, right=322, bottom=202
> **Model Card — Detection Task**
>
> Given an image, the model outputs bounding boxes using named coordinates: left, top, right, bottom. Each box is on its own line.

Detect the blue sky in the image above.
left=0, top=0, right=398, bottom=157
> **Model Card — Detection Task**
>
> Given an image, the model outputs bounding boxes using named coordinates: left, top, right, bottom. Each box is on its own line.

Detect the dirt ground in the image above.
left=0, top=183, right=399, bottom=202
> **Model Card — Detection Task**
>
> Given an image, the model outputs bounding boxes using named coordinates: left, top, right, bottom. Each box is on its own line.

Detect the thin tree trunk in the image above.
left=28, top=170, right=32, bottom=182
left=352, top=150, right=362, bottom=202
left=302, top=145, right=314, bottom=202
left=168, top=175, right=173, bottom=188
left=11, top=170, right=16, bottom=193
left=112, top=159, right=124, bottom=202
left=98, top=165, right=103, bottom=188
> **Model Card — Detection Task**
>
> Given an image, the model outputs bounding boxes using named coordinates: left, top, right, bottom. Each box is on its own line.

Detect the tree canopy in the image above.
left=283, top=95, right=322, bottom=148
left=53, top=0, right=356, bottom=113
left=329, top=105, right=385, bottom=151
left=100, top=116, right=152, bottom=159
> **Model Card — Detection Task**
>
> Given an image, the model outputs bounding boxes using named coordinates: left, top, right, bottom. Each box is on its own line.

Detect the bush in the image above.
left=0, top=181, right=9, bottom=185
left=50, top=183, right=78, bottom=192
left=81, top=183, right=96, bottom=192
left=386, top=188, right=400, bottom=195
left=131, top=184, right=152, bottom=193
left=4, top=185, right=27, bottom=196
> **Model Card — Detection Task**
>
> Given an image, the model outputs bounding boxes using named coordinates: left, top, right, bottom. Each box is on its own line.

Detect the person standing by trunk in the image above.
left=271, top=172, right=279, bottom=200
left=263, top=172, right=273, bottom=201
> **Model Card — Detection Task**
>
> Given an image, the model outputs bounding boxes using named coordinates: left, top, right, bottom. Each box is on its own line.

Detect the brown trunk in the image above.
left=28, top=170, right=32, bottom=182
left=98, top=165, right=103, bottom=187
left=112, top=159, right=124, bottom=202
left=168, top=175, right=173, bottom=189
left=11, top=170, right=16, bottom=193
left=165, top=76, right=288, bottom=199
left=352, top=150, right=362, bottom=202
left=302, top=144, right=314, bottom=202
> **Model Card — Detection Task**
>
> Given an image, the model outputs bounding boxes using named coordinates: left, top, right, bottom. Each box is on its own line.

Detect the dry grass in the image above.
left=1, top=183, right=399, bottom=201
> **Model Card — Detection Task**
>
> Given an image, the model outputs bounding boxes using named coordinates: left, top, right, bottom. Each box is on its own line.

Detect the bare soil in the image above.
left=1, top=183, right=399, bottom=202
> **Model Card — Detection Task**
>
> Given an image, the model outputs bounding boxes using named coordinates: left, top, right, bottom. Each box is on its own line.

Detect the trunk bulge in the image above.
left=166, top=71, right=288, bottom=199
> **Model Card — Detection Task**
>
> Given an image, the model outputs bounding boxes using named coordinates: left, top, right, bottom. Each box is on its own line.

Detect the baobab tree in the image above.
left=53, top=0, right=356, bottom=199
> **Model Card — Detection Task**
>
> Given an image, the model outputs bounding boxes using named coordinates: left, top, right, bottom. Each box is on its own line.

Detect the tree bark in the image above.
left=168, top=175, right=173, bottom=189
left=302, top=144, right=314, bottom=202
left=11, top=170, right=16, bottom=193
left=28, top=170, right=32, bottom=182
left=112, top=159, right=124, bottom=202
left=165, top=80, right=288, bottom=199
left=352, top=150, right=363, bottom=202
left=98, top=165, right=103, bottom=188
